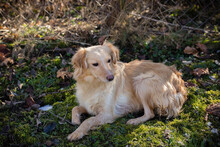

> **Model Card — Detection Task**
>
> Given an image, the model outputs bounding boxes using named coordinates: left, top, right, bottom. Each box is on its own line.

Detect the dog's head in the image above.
left=71, top=42, right=119, bottom=82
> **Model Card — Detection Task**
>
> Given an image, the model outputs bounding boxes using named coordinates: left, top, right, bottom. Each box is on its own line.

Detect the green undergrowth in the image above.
left=0, top=40, right=220, bottom=146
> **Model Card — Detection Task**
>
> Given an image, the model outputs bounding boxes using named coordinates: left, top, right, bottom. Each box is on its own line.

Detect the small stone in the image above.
left=207, top=122, right=212, bottom=127
left=211, top=128, right=218, bottom=134
left=182, top=60, right=192, bottom=65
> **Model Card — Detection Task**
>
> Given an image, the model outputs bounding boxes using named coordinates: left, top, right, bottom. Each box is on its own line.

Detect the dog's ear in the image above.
left=71, top=48, right=87, bottom=79
left=71, top=48, right=87, bottom=69
left=104, top=41, right=119, bottom=64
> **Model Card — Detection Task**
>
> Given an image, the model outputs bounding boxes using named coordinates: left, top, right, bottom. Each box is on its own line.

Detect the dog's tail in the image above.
left=166, top=65, right=187, bottom=118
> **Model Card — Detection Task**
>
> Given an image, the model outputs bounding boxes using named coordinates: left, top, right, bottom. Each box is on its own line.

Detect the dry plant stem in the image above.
left=6, top=2, right=28, bottom=22
left=132, top=14, right=215, bottom=33
left=47, top=111, right=75, bottom=126
left=62, top=104, right=69, bottom=121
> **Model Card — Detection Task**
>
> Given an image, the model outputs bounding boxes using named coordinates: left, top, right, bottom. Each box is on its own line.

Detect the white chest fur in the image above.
left=75, top=81, right=114, bottom=115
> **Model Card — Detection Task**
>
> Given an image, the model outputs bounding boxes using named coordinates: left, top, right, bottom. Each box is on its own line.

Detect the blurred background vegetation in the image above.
left=0, top=0, right=219, bottom=61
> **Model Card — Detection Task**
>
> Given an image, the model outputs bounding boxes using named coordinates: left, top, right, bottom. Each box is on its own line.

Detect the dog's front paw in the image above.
left=126, top=119, right=141, bottom=125
left=67, top=130, right=84, bottom=141
left=72, top=117, right=81, bottom=125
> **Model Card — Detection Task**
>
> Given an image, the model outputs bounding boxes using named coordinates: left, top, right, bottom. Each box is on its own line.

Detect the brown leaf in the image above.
left=1, top=57, right=14, bottom=66
left=0, top=44, right=10, bottom=61
left=26, top=96, right=36, bottom=107
left=206, top=103, right=220, bottom=117
left=184, top=46, right=198, bottom=55
left=196, top=43, right=208, bottom=53
left=57, top=68, right=73, bottom=79
left=3, top=37, right=14, bottom=43
left=0, top=44, right=7, bottom=50
left=192, top=68, right=209, bottom=77
left=184, top=81, right=196, bottom=87
left=0, top=53, right=6, bottom=61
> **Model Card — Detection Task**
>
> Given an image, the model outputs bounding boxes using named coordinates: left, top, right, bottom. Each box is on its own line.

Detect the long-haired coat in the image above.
left=68, top=42, right=187, bottom=141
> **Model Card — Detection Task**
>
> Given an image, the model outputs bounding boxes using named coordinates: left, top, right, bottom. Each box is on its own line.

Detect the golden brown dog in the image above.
left=67, top=42, right=187, bottom=141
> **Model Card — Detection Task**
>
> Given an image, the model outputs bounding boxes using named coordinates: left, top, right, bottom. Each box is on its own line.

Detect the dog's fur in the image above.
left=67, top=42, right=187, bottom=141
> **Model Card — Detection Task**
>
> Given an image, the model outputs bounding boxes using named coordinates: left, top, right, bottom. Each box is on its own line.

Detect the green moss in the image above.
left=53, top=57, right=61, bottom=65
left=44, top=93, right=63, bottom=104
left=14, top=124, right=37, bottom=144
left=52, top=93, right=77, bottom=120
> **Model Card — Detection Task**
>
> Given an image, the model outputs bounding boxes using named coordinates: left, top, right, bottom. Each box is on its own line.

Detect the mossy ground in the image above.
left=0, top=39, right=219, bottom=146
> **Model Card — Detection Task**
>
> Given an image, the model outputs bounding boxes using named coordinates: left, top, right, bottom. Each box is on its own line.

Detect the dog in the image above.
left=67, top=42, right=187, bottom=141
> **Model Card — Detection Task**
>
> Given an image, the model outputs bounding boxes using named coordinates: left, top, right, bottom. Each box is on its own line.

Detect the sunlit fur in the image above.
left=68, top=42, right=187, bottom=141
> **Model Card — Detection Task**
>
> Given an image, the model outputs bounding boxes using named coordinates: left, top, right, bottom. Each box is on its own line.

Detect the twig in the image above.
left=60, top=36, right=91, bottom=46
left=47, top=111, right=76, bottom=126
left=132, top=14, right=216, bottom=33
left=61, top=104, right=69, bottom=122
left=6, top=2, right=28, bottom=22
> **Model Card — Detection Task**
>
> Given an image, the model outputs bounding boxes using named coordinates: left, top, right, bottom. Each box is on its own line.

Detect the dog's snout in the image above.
left=106, top=75, right=114, bottom=81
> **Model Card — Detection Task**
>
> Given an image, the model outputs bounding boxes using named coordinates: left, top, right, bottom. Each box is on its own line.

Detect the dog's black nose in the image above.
left=106, top=75, right=114, bottom=81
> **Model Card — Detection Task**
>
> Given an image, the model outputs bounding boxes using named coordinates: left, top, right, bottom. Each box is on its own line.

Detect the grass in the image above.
left=0, top=37, right=220, bottom=146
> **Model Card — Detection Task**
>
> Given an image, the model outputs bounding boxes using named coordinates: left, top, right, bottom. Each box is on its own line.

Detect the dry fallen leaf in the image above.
left=57, top=68, right=73, bottom=79
left=0, top=52, right=6, bottom=61
left=206, top=103, right=220, bottom=117
left=184, top=81, right=197, bottom=87
left=184, top=46, right=198, bottom=55
left=1, top=57, right=14, bottom=66
left=26, top=96, right=36, bottom=107
left=196, top=43, right=208, bottom=53
left=0, top=44, right=10, bottom=61
left=192, top=68, right=209, bottom=77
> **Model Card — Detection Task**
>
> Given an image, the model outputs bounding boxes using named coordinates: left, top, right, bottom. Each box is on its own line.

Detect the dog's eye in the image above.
left=92, top=63, right=99, bottom=67
left=107, top=59, right=111, bottom=63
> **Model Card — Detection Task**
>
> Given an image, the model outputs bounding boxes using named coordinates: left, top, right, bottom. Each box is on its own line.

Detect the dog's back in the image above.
left=125, top=60, right=187, bottom=121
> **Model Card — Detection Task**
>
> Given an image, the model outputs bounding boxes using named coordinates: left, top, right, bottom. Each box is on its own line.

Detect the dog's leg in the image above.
left=126, top=102, right=155, bottom=125
left=68, top=114, right=113, bottom=141
left=72, top=106, right=87, bottom=125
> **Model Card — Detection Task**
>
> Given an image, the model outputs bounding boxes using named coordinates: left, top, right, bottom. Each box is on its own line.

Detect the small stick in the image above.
left=47, top=111, right=76, bottom=126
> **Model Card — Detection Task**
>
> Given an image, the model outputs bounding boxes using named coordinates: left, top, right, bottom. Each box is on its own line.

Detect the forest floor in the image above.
left=0, top=17, right=220, bottom=147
